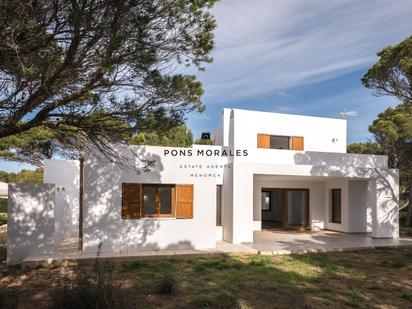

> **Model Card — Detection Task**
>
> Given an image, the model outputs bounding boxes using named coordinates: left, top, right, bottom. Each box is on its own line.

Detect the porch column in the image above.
left=371, top=169, right=399, bottom=238
left=231, top=164, right=254, bottom=244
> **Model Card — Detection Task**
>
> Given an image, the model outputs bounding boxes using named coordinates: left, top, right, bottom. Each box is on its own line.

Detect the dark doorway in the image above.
left=261, top=188, right=309, bottom=230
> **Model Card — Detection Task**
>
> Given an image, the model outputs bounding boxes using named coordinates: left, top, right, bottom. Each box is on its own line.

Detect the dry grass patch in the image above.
left=0, top=247, right=411, bottom=308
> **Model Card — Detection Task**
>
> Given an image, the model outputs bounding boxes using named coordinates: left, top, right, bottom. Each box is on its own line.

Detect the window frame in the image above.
left=121, top=183, right=193, bottom=219
left=331, top=188, right=342, bottom=224
left=269, top=135, right=291, bottom=150
left=142, top=184, right=175, bottom=218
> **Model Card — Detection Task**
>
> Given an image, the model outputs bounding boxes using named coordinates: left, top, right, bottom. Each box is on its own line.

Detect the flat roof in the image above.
left=223, top=107, right=346, bottom=122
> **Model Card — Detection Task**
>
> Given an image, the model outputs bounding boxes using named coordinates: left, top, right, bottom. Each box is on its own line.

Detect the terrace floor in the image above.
left=21, top=230, right=412, bottom=268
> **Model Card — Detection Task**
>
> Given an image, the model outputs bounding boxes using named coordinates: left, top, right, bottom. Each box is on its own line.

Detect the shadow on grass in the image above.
left=1, top=247, right=412, bottom=308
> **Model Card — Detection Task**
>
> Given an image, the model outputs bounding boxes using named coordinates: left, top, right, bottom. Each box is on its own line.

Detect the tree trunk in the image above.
left=406, top=178, right=412, bottom=227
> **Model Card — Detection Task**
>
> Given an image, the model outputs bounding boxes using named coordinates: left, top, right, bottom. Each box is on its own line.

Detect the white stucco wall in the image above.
left=7, top=184, right=55, bottom=265
left=44, top=159, right=80, bottom=241
left=83, top=145, right=226, bottom=253
left=348, top=180, right=371, bottom=233
left=224, top=108, right=347, bottom=153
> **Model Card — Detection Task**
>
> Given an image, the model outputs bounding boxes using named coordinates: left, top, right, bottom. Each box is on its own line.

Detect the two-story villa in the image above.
left=7, top=108, right=399, bottom=262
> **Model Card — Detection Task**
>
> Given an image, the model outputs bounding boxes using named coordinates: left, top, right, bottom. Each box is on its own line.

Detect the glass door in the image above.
left=283, top=189, right=309, bottom=230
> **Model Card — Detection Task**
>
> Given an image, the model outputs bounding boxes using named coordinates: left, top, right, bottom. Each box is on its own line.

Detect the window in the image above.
left=142, top=184, right=174, bottom=217
left=122, top=183, right=193, bottom=219
left=331, top=189, right=341, bottom=224
left=216, top=185, right=222, bottom=226
left=261, top=191, right=271, bottom=211
left=270, top=135, right=290, bottom=149
left=257, top=134, right=304, bottom=150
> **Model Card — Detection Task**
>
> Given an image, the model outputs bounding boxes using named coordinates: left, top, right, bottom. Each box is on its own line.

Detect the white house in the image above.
left=7, top=108, right=399, bottom=263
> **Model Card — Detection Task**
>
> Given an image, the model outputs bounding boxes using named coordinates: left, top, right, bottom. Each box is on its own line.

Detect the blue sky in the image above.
left=1, top=0, right=412, bottom=173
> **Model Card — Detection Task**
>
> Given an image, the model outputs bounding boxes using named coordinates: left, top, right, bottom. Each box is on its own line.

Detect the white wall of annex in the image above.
left=7, top=184, right=55, bottom=265
left=44, top=159, right=80, bottom=241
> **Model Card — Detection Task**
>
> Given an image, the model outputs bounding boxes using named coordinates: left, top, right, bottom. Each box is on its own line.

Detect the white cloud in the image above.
left=197, top=0, right=412, bottom=103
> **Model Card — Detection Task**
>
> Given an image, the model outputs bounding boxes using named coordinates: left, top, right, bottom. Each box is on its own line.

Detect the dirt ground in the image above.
left=0, top=246, right=411, bottom=308
left=1, top=227, right=412, bottom=308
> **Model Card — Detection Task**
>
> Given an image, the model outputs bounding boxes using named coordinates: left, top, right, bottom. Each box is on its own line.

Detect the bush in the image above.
left=156, top=273, right=179, bottom=294
left=51, top=261, right=124, bottom=309
left=0, top=213, right=6, bottom=225
left=0, top=288, right=18, bottom=309
left=0, top=199, right=7, bottom=213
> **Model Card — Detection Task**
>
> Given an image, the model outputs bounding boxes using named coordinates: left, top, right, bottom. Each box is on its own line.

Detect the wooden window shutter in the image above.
left=176, top=185, right=193, bottom=219
left=291, top=136, right=304, bottom=150
left=257, top=134, right=270, bottom=148
left=122, top=183, right=141, bottom=219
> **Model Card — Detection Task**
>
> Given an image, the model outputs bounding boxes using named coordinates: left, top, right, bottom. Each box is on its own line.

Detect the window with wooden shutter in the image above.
left=142, top=184, right=175, bottom=218
left=257, top=134, right=270, bottom=148
left=122, top=183, right=141, bottom=219
left=176, top=185, right=194, bottom=219
left=291, top=136, right=304, bottom=150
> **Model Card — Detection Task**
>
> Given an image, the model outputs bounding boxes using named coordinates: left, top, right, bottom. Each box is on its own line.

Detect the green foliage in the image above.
left=0, top=0, right=217, bottom=163
left=129, top=124, right=193, bottom=147
left=368, top=103, right=412, bottom=169
left=348, top=103, right=412, bottom=224
left=0, top=126, right=56, bottom=165
left=194, top=138, right=214, bottom=145
left=0, top=168, right=43, bottom=183
left=156, top=273, right=180, bottom=294
left=362, top=35, right=412, bottom=102
left=0, top=199, right=7, bottom=213
left=347, top=142, right=381, bottom=155
left=361, top=35, right=412, bottom=226
left=0, top=213, right=6, bottom=225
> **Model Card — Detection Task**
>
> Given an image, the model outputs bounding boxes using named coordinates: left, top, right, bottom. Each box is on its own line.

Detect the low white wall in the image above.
left=7, top=184, right=55, bottom=265
left=44, top=159, right=80, bottom=241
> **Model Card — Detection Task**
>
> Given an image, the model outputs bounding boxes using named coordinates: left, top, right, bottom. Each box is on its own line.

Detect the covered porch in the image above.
left=253, top=175, right=375, bottom=234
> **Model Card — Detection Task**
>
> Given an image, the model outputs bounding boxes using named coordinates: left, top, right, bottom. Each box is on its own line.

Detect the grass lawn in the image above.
left=1, top=246, right=412, bottom=308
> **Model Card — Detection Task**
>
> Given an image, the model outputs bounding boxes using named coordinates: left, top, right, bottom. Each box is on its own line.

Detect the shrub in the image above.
left=156, top=272, right=179, bottom=294
left=0, top=213, right=7, bottom=225
left=122, top=259, right=148, bottom=272
left=0, top=288, right=18, bottom=309
left=51, top=261, right=124, bottom=309
left=0, top=199, right=7, bottom=213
